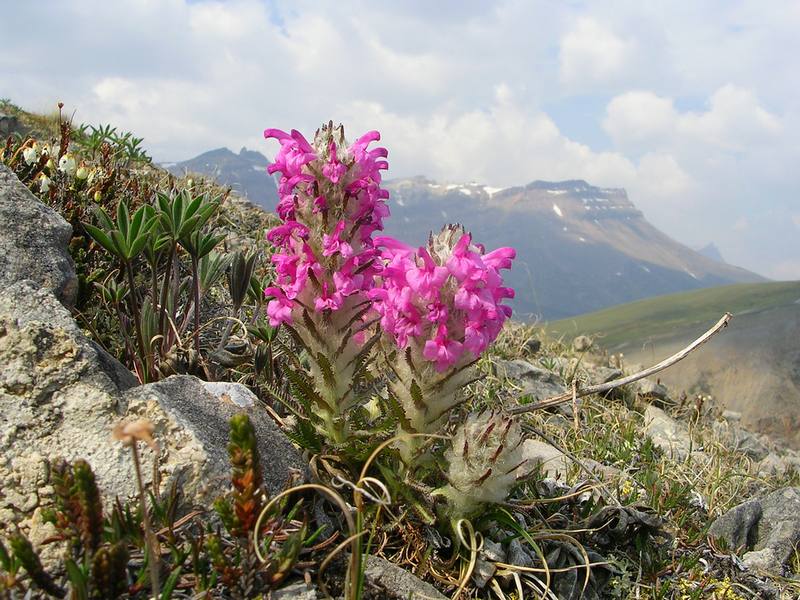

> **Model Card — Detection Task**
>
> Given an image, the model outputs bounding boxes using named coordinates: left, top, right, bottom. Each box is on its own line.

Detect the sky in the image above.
left=2, top=0, right=799, bottom=279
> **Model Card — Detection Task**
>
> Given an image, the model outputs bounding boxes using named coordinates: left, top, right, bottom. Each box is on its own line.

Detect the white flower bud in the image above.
left=58, top=153, right=77, bottom=176
left=22, top=142, right=40, bottom=165
left=38, top=173, right=52, bottom=193
left=435, top=410, right=526, bottom=517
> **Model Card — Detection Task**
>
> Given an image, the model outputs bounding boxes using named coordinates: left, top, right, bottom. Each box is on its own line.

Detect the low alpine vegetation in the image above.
left=2, top=102, right=799, bottom=599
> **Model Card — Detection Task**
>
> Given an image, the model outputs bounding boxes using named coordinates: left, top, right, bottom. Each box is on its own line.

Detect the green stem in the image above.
left=125, top=261, right=149, bottom=382
left=191, top=254, right=201, bottom=357
left=157, top=244, right=175, bottom=349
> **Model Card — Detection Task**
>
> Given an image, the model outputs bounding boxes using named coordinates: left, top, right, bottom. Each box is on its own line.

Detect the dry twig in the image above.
left=509, top=313, right=732, bottom=415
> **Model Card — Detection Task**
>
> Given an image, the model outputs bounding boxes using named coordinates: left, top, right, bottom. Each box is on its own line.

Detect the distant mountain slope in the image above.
left=382, top=178, right=764, bottom=319
left=548, top=281, right=800, bottom=447
left=696, top=242, right=726, bottom=263
left=163, top=147, right=278, bottom=210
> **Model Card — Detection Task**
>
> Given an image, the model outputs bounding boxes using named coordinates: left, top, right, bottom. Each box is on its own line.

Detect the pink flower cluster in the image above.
left=263, top=126, right=389, bottom=326
left=369, top=227, right=515, bottom=372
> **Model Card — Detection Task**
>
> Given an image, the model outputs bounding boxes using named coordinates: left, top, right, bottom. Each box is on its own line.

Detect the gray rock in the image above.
left=122, top=375, right=306, bottom=501
left=743, top=487, right=800, bottom=573
left=201, top=380, right=259, bottom=408
left=709, top=487, right=800, bottom=575
left=721, top=410, right=743, bottom=422
left=642, top=405, right=694, bottom=460
left=588, top=365, right=623, bottom=384
left=632, top=378, right=671, bottom=403
left=0, top=282, right=305, bottom=542
left=506, top=538, right=535, bottom=568
left=712, top=420, right=770, bottom=461
left=759, top=452, right=800, bottom=476
left=520, top=439, right=619, bottom=482
left=0, top=165, right=77, bottom=307
left=363, top=555, right=447, bottom=599
left=521, top=439, right=571, bottom=479
left=496, top=359, right=567, bottom=403
left=271, top=582, right=318, bottom=599
left=708, top=499, right=762, bottom=550
left=572, top=335, right=593, bottom=352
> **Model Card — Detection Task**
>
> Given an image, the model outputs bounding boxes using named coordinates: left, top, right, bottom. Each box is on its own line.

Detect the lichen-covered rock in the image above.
left=709, top=487, right=800, bottom=575
left=121, top=375, right=306, bottom=503
left=0, top=165, right=77, bottom=307
left=0, top=281, right=305, bottom=542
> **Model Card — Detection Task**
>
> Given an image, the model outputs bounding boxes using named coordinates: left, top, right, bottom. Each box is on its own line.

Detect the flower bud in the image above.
left=58, top=153, right=77, bottom=177
left=435, top=410, right=526, bottom=517
left=76, top=166, right=89, bottom=180
left=22, top=142, right=40, bottom=165
left=38, top=173, right=52, bottom=193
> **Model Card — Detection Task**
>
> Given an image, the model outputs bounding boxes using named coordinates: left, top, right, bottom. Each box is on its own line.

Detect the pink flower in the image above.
left=322, top=220, right=353, bottom=257
left=265, top=287, right=293, bottom=326
left=322, top=142, right=347, bottom=183
left=263, top=123, right=390, bottom=323
left=423, top=325, right=464, bottom=372
left=371, top=226, right=515, bottom=371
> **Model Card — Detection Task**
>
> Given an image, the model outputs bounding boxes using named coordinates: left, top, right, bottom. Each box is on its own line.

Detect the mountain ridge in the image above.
left=164, top=147, right=765, bottom=319
left=382, top=176, right=764, bottom=319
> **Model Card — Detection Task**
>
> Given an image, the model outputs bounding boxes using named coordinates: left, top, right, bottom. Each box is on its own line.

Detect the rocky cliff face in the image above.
left=382, top=178, right=764, bottom=319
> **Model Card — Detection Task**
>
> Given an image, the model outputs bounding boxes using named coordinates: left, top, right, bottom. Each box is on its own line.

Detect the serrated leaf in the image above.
left=316, top=352, right=337, bottom=391
left=285, top=367, right=332, bottom=413
left=410, top=379, right=426, bottom=411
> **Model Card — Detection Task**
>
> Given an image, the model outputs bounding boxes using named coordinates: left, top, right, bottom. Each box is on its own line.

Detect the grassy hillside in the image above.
left=548, top=280, right=800, bottom=350
left=549, top=281, right=800, bottom=448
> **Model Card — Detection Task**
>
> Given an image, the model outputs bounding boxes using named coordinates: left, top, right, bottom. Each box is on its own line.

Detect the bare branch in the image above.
left=509, top=312, right=732, bottom=415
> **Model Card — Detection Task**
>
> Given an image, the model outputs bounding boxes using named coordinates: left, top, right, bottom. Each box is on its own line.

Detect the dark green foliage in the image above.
left=90, top=543, right=129, bottom=599
left=8, top=534, right=65, bottom=598
left=73, top=459, right=105, bottom=556
left=227, top=413, right=265, bottom=538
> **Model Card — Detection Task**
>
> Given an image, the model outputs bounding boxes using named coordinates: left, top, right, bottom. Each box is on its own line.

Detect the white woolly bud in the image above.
left=435, top=410, right=526, bottom=517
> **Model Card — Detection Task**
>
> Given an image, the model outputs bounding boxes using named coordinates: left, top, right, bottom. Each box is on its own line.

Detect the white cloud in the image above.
left=1, top=0, right=798, bottom=279
left=603, top=92, right=677, bottom=147
left=634, top=153, right=693, bottom=200
left=559, top=18, right=634, bottom=88
left=328, top=85, right=637, bottom=188
left=603, top=85, right=782, bottom=153
left=733, top=217, right=750, bottom=232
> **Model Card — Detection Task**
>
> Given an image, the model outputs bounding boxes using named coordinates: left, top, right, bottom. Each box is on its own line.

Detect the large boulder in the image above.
left=0, top=165, right=77, bottom=307
left=709, top=487, right=800, bottom=575
left=642, top=404, right=694, bottom=460
left=0, top=281, right=305, bottom=537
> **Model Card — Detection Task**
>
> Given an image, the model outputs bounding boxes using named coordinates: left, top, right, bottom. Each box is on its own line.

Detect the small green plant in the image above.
left=0, top=415, right=317, bottom=599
